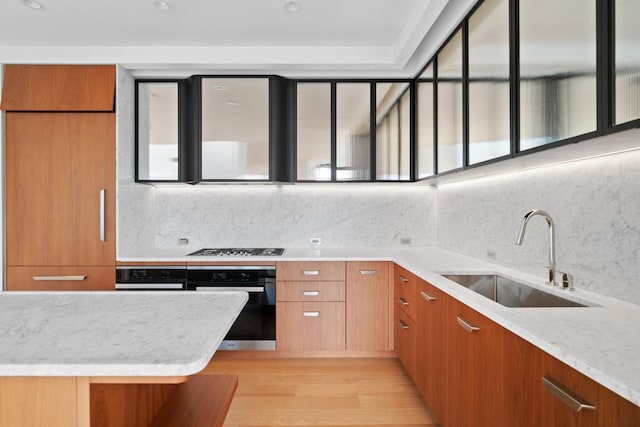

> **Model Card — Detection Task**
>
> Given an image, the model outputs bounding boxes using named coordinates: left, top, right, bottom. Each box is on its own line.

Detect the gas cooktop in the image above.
left=187, top=248, right=285, bottom=257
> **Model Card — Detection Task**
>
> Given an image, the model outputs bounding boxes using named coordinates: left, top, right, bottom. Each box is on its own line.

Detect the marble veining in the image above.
left=437, top=141, right=640, bottom=305
left=0, top=291, right=247, bottom=377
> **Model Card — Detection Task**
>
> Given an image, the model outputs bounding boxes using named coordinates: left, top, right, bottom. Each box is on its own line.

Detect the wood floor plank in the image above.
left=201, top=357, right=437, bottom=426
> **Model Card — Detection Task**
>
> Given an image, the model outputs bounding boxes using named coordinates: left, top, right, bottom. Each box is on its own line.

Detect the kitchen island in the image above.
left=0, top=291, right=248, bottom=426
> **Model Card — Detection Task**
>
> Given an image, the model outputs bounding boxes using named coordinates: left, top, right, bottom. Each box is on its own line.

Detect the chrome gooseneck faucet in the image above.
left=516, top=209, right=559, bottom=286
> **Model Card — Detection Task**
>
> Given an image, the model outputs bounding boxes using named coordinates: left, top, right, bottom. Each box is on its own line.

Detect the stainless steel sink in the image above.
left=442, top=274, right=588, bottom=308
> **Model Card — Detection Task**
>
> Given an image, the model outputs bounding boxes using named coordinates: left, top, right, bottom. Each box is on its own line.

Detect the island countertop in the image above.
left=0, top=291, right=248, bottom=377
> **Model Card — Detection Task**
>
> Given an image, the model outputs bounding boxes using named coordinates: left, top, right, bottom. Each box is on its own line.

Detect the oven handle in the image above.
left=195, top=286, right=265, bottom=292
left=115, top=283, right=184, bottom=290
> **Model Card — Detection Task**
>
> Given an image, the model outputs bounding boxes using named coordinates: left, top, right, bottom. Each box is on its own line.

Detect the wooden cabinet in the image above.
left=276, top=261, right=392, bottom=353
left=346, top=261, right=391, bottom=351
left=415, top=279, right=448, bottom=423
left=503, top=329, right=640, bottom=427
left=446, top=299, right=504, bottom=427
left=394, top=265, right=418, bottom=379
left=1, top=65, right=115, bottom=112
left=276, top=262, right=346, bottom=352
left=3, top=65, right=116, bottom=291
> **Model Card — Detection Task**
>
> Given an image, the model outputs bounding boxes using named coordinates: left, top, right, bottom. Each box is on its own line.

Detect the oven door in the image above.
left=194, top=279, right=276, bottom=350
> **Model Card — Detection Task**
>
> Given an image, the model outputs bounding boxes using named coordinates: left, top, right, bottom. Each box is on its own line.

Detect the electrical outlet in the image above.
left=310, top=237, right=322, bottom=245
left=400, top=237, right=412, bottom=246
left=486, top=250, right=497, bottom=260
left=178, top=238, right=189, bottom=245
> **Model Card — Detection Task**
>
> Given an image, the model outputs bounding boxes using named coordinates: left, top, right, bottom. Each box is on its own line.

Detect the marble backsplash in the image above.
left=117, top=183, right=438, bottom=254
left=436, top=138, right=640, bottom=305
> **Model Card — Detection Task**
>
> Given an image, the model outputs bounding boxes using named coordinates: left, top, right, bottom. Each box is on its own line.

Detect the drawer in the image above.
left=276, top=262, right=345, bottom=281
left=276, top=301, right=346, bottom=351
left=6, top=266, right=115, bottom=291
left=394, top=265, right=417, bottom=320
left=277, top=281, right=345, bottom=302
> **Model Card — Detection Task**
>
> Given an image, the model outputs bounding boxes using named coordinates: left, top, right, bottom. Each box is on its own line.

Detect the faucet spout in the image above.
left=515, top=209, right=557, bottom=285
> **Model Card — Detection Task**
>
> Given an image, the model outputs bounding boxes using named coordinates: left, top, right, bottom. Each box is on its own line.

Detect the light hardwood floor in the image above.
left=200, top=357, right=438, bottom=427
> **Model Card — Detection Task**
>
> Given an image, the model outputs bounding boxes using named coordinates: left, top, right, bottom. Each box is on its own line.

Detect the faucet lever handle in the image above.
left=561, top=272, right=575, bottom=291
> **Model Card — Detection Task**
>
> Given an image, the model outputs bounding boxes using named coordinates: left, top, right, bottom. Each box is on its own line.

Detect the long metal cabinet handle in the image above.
left=99, top=189, right=106, bottom=242
left=420, top=291, right=436, bottom=301
left=303, top=291, right=320, bottom=296
left=359, top=270, right=377, bottom=275
left=457, top=317, right=480, bottom=333
left=399, top=276, right=409, bottom=283
left=302, top=311, right=320, bottom=317
left=542, top=377, right=596, bottom=412
left=33, top=276, right=87, bottom=281
left=399, top=297, right=409, bottom=306
left=398, top=320, right=409, bottom=330
left=303, top=270, right=320, bottom=276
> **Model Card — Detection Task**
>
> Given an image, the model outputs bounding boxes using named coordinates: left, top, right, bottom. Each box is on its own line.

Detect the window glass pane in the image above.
left=336, top=83, right=371, bottom=181
left=437, top=30, right=464, bottom=173
left=615, top=0, right=640, bottom=124
left=519, top=0, right=596, bottom=150
left=468, top=0, right=510, bottom=164
left=418, top=63, right=434, bottom=178
left=137, top=82, right=179, bottom=181
left=375, top=82, right=410, bottom=180
left=297, top=83, right=331, bottom=180
left=201, top=78, right=269, bottom=180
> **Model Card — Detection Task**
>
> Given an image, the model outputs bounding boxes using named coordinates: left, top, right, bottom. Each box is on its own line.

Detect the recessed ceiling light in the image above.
left=214, top=85, right=227, bottom=91
left=226, top=101, right=240, bottom=107
left=284, top=1, right=300, bottom=13
left=153, top=0, right=172, bottom=11
left=22, top=0, right=45, bottom=11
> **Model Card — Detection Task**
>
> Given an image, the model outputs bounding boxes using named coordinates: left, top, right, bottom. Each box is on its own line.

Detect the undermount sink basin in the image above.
left=442, top=274, right=588, bottom=308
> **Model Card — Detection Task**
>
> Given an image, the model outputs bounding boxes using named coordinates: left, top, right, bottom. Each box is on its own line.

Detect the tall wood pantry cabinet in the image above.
left=2, top=65, right=116, bottom=290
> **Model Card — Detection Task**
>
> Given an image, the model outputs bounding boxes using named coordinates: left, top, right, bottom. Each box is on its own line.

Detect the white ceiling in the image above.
left=0, top=0, right=477, bottom=77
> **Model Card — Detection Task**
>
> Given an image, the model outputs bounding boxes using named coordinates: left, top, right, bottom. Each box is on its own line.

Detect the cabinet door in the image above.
left=346, top=261, right=390, bottom=351
left=394, top=306, right=417, bottom=380
left=6, top=267, right=115, bottom=291
left=276, top=302, right=346, bottom=351
left=415, top=280, right=448, bottom=423
left=446, top=300, right=504, bottom=427
left=1, top=65, right=115, bottom=112
left=5, top=113, right=115, bottom=266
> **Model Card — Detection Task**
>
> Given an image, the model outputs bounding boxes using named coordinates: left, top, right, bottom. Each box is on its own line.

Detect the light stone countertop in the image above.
left=119, top=246, right=640, bottom=406
left=0, top=291, right=248, bottom=377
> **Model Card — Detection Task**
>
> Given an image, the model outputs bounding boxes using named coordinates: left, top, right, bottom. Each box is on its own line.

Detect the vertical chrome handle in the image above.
left=303, top=291, right=320, bottom=297
left=399, top=297, right=409, bottom=306
left=398, top=320, right=409, bottom=330
left=457, top=317, right=480, bottom=333
left=542, top=377, right=596, bottom=412
left=359, top=270, right=377, bottom=275
left=303, top=270, right=319, bottom=276
left=420, top=291, right=436, bottom=301
left=399, top=276, right=409, bottom=283
left=303, top=311, right=320, bottom=317
left=99, top=189, right=106, bottom=242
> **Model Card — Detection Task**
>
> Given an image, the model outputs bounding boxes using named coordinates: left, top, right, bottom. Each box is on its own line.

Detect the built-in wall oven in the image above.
left=186, top=266, right=276, bottom=350
left=115, top=265, right=276, bottom=350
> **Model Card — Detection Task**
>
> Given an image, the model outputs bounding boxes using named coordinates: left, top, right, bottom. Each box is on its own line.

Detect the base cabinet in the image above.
left=409, top=268, right=640, bottom=427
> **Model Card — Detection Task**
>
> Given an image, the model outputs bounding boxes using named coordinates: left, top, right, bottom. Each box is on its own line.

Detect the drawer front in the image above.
left=277, top=281, right=346, bottom=302
left=6, top=266, right=115, bottom=291
left=276, top=302, right=346, bottom=351
left=276, top=262, right=345, bottom=282
left=394, top=266, right=417, bottom=320
left=394, top=306, right=417, bottom=379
